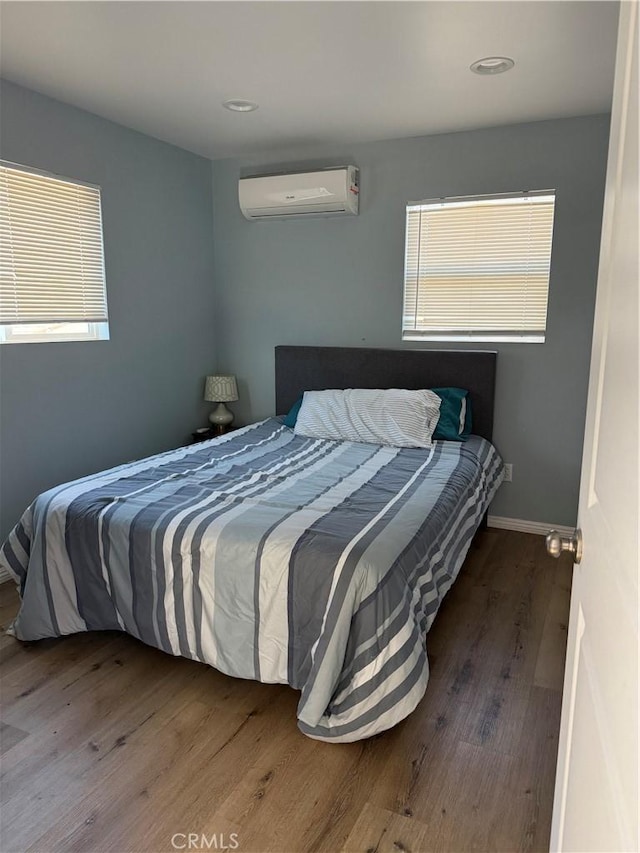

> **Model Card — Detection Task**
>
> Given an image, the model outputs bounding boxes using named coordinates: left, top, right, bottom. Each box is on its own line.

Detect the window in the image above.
left=402, top=191, right=556, bottom=343
left=0, top=161, right=109, bottom=344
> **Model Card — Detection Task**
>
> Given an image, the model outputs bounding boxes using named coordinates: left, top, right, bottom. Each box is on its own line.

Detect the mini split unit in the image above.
left=239, top=166, right=359, bottom=220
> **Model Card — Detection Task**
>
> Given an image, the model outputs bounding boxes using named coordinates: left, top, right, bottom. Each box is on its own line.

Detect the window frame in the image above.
left=0, top=321, right=110, bottom=345
left=0, top=160, right=110, bottom=345
left=401, top=190, right=556, bottom=345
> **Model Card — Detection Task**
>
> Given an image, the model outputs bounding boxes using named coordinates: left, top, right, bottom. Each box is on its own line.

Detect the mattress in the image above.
left=0, top=418, right=503, bottom=742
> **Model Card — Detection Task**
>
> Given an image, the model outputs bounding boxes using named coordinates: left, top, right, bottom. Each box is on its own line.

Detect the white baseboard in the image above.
left=488, top=515, right=574, bottom=538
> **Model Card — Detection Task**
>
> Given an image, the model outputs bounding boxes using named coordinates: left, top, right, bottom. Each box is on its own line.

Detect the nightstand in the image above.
left=191, top=425, right=238, bottom=444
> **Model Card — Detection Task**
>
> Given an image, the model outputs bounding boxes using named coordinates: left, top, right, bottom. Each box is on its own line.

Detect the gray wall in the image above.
left=0, top=80, right=216, bottom=540
left=211, top=115, right=610, bottom=527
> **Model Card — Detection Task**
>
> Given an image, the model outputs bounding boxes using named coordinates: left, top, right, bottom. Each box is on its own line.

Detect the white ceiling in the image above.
left=0, top=1, right=619, bottom=160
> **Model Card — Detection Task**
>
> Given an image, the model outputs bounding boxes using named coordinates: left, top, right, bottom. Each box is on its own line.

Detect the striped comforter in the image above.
left=1, top=418, right=503, bottom=742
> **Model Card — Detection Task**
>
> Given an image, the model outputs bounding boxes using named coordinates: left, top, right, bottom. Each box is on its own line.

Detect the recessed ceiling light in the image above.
left=470, top=56, right=515, bottom=75
left=222, top=99, right=259, bottom=112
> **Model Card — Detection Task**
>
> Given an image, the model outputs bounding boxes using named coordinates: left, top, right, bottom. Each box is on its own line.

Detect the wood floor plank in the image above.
left=299, top=738, right=396, bottom=853
left=459, top=675, right=532, bottom=756
left=0, top=721, right=30, bottom=756
left=0, top=530, right=571, bottom=853
left=0, top=629, right=121, bottom=701
left=365, top=679, right=474, bottom=819
left=425, top=741, right=518, bottom=853
left=208, top=716, right=364, bottom=852
left=93, top=687, right=298, bottom=853
left=3, top=666, right=205, bottom=847
left=341, top=803, right=432, bottom=853
left=25, top=695, right=275, bottom=853
left=504, top=686, right=565, bottom=853
left=534, top=555, right=573, bottom=690
left=0, top=581, right=19, bottom=628
left=429, top=533, right=555, bottom=702
left=0, top=640, right=187, bottom=804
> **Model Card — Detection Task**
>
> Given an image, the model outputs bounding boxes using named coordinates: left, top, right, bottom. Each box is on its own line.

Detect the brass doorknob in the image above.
left=546, top=528, right=583, bottom=564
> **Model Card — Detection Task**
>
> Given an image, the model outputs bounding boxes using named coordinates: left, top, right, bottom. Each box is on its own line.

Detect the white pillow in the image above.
left=294, top=388, right=441, bottom=448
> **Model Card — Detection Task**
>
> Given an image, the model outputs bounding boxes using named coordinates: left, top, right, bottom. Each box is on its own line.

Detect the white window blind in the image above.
left=402, top=191, right=556, bottom=342
left=0, top=161, right=108, bottom=325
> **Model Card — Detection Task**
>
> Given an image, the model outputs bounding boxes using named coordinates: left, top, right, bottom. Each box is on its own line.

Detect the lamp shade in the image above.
left=204, top=375, right=238, bottom=403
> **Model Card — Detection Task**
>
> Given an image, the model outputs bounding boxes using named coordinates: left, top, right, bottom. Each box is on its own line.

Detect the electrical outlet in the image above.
left=503, top=463, right=513, bottom=483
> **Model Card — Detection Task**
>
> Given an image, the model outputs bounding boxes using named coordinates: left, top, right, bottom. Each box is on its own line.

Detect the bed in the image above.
left=1, top=347, right=503, bottom=742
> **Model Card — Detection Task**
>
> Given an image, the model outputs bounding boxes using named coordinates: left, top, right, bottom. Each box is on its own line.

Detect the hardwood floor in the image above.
left=0, top=529, right=572, bottom=853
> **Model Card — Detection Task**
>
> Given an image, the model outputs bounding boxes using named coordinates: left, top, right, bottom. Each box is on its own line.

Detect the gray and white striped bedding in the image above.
left=0, top=418, right=503, bottom=742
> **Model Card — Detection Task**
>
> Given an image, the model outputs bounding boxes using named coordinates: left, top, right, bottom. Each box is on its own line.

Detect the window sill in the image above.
left=402, top=333, right=545, bottom=344
left=0, top=322, right=110, bottom=344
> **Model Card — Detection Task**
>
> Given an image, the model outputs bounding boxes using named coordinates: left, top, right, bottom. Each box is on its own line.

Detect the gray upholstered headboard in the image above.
left=275, top=346, right=497, bottom=441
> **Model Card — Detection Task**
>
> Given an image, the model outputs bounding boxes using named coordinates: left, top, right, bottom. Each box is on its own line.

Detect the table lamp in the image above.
left=204, top=375, right=239, bottom=430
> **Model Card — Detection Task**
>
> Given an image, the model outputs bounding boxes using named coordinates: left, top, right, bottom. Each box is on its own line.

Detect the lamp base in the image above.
left=209, top=402, right=234, bottom=428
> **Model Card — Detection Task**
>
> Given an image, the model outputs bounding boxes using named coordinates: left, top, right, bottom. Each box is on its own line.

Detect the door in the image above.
left=549, top=2, right=639, bottom=851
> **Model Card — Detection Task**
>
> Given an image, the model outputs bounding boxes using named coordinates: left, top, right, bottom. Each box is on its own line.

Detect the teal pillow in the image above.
left=282, top=396, right=303, bottom=428
left=432, top=388, right=472, bottom=441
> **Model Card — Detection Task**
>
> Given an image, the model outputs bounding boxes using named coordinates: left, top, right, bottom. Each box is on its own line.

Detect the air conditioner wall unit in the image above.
left=239, top=166, right=359, bottom=220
